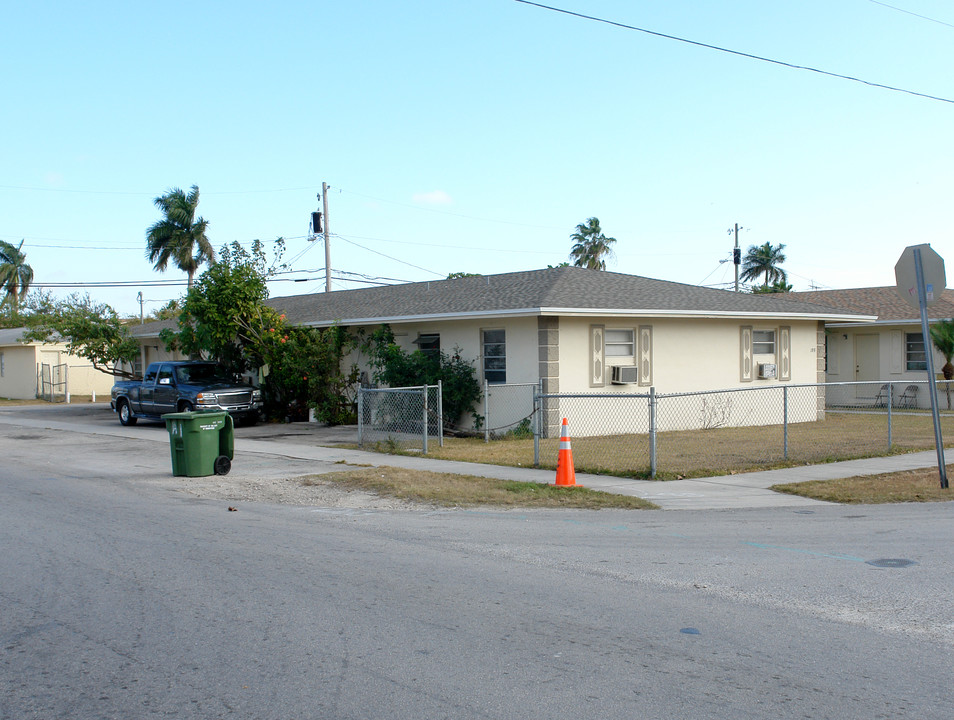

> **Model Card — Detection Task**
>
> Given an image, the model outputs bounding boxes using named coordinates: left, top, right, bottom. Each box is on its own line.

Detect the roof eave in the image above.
left=296, top=307, right=877, bottom=327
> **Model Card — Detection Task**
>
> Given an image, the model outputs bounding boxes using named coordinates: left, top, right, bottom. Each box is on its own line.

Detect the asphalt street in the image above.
left=1, top=404, right=953, bottom=719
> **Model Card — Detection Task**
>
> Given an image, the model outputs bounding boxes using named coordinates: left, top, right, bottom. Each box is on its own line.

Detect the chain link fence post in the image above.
left=887, top=380, right=893, bottom=449
left=484, top=379, right=489, bottom=443
left=649, top=386, right=657, bottom=479
left=783, top=385, right=789, bottom=460
left=422, top=385, right=428, bottom=455
left=533, top=384, right=540, bottom=467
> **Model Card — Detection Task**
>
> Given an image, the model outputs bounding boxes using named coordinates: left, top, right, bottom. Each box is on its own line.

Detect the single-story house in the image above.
left=0, top=327, right=116, bottom=401
left=128, top=267, right=875, bottom=431
left=789, top=286, right=954, bottom=409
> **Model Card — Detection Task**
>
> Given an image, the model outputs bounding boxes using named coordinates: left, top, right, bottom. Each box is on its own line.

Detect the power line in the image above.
left=333, top=233, right=444, bottom=277
left=338, top=187, right=564, bottom=230
left=867, top=0, right=954, bottom=29
left=0, top=184, right=320, bottom=196
left=515, top=0, right=954, bottom=105
left=334, top=230, right=554, bottom=255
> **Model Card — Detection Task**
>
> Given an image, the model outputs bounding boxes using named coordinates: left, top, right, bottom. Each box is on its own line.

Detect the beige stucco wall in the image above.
left=826, top=323, right=948, bottom=409
left=548, top=316, right=823, bottom=435
left=0, top=342, right=115, bottom=400
left=344, top=317, right=539, bottom=388
left=557, top=316, right=820, bottom=392
left=0, top=344, right=39, bottom=399
left=345, top=315, right=826, bottom=435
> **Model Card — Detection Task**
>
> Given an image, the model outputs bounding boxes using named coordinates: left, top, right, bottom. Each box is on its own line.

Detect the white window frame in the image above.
left=605, top=328, right=635, bottom=359
left=906, top=332, right=927, bottom=371
left=415, top=333, right=440, bottom=359
left=481, top=328, right=506, bottom=385
left=753, top=329, right=776, bottom=355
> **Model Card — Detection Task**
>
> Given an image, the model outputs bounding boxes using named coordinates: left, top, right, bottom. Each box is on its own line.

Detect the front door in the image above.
left=855, top=334, right=880, bottom=400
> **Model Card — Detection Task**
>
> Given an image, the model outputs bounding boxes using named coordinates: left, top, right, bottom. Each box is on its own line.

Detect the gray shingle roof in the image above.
left=265, top=266, right=872, bottom=326
left=789, top=287, right=954, bottom=323
left=0, top=327, right=29, bottom=346
left=127, top=267, right=873, bottom=338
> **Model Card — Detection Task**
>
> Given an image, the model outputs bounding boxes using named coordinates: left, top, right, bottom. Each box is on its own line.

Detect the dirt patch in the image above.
left=160, top=469, right=423, bottom=510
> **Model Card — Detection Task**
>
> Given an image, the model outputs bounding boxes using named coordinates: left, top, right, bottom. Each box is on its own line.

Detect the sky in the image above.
left=3, top=0, right=953, bottom=318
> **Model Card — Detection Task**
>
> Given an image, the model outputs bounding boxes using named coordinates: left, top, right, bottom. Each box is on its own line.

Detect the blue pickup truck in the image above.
left=110, top=361, right=263, bottom=426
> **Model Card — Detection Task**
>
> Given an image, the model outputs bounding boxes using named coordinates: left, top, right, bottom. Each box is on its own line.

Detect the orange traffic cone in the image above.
left=554, top=417, right=578, bottom=487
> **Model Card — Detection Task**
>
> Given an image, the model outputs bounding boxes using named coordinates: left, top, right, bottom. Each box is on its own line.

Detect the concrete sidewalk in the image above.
left=233, top=438, right=946, bottom=510
left=1, top=409, right=946, bottom=510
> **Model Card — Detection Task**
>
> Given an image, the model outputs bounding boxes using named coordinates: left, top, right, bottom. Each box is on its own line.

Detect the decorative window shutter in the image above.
left=779, top=326, right=791, bottom=381
left=590, top=325, right=605, bottom=387
left=740, top=326, right=753, bottom=382
left=638, top=325, right=653, bottom=386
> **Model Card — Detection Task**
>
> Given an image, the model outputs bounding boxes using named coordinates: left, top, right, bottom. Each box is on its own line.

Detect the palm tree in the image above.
left=569, top=217, right=616, bottom=270
left=146, top=185, right=214, bottom=289
left=930, top=318, right=954, bottom=409
left=0, top=239, right=34, bottom=319
left=741, top=242, right=787, bottom=290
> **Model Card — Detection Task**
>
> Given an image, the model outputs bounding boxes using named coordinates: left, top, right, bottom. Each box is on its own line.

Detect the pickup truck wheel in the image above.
left=118, top=400, right=137, bottom=426
left=178, top=401, right=194, bottom=412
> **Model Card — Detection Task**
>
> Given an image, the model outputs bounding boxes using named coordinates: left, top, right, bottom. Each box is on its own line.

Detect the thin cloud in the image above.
left=412, top=190, right=453, bottom=206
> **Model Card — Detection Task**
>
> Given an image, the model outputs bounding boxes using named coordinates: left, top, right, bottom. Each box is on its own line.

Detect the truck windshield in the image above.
left=175, top=364, right=234, bottom=385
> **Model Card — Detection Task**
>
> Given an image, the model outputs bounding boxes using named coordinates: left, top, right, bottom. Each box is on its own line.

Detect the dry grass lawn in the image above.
left=302, top=466, right=657, bottom=509
left=408, top=412, right=954, bottom=480
left=773, top=466, right=954, bottom=504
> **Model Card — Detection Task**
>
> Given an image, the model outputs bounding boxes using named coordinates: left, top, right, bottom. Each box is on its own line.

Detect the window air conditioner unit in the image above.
left=758, top=363, right=777, bottom=379
left=611, top=365, right=639, bottom=384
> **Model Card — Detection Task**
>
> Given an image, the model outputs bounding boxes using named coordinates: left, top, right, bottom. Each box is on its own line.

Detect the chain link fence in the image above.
left=526, top=381, right=954, bottom=479
left=482, top=381, right=538, bottom=441
left=357, top=384, right=442, bottom=453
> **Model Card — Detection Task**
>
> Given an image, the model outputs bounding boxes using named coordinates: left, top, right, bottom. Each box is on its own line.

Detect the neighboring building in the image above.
left=128, top=267, right=874, bottom=431
left=0, top=327, right=115, bottom=401
left=790, top=286, right=954, bottom=409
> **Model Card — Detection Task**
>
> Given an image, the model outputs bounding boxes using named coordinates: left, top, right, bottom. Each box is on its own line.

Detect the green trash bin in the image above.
left=162, top=410, right=234, bottom=477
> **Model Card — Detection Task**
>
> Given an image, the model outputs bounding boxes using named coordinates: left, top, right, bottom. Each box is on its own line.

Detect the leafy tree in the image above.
left=161, top=240, right=273, bottom=373
left=364, top=326, right=482, bottom=430
left=446, top=272, right=481, bottom=279
left=569, top=217, right=616, bottom=270
left=741, top=242, right=787, bottom=290
left=146, top=185, right=215, bottom=289
left=751, top=280, right=793, bottom=294
left=149, top=299, right=182, bottom=321
left=21, top=294, right=141, bottom=379
left=161, top=238, right=359, bottom=423
left=0, top=239, right=34, bottom=320
left=930, top=318, right=954, bottom=409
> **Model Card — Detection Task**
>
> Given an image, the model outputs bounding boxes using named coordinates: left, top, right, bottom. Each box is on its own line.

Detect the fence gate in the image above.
left=38, top=363, right=69, bottom=402
left=357, top=384, right=443, bottom=454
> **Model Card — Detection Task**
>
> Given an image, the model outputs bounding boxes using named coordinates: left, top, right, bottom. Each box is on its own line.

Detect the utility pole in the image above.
left=322, top=181, right=331, bottom=293
left=137, top=291, right=144, bottom=324
left=731, top=223, right=742, bottom=292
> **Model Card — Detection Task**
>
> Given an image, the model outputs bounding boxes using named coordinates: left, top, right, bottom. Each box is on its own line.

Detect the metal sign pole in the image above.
left=913, top=247, right=948, bottom=489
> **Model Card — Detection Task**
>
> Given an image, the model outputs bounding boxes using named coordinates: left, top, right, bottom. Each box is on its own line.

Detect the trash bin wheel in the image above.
left=213, top=455, right=232, bottom=475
